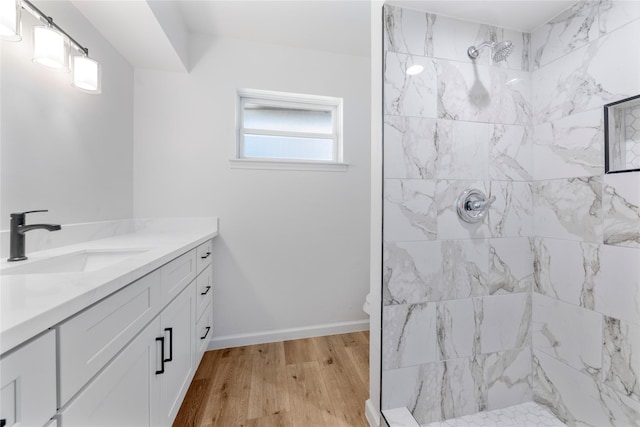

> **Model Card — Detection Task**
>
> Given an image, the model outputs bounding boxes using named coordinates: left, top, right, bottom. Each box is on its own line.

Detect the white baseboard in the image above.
left=365, top=399, right=381, bottom=427
left=207, top=319, right=370, bottom=350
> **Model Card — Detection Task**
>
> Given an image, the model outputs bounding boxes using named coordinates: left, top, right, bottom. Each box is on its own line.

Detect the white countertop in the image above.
left=0, top=218, right=218, bottom=354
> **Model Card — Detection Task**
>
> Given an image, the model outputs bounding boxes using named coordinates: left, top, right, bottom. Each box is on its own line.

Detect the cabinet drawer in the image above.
left=58, top=270, right=161, bottom=406
left=0, top=330, right=56, bottom=427
left=196, top=265, right=213, bottom=320
left=196, top=240, right=212, bottom=275
left=161, top=249, right=197, bottom=306
left=195, top=303, right=213, bottom=363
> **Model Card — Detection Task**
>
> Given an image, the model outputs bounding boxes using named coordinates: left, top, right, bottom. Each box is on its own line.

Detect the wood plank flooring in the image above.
left=174, top=331, right=370, bottom=427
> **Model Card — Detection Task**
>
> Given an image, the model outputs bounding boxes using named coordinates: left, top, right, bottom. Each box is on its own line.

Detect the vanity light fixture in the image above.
left=3, top=0, right=102, bottom=94
left=33, top=25, right=68, bottom=70
left=72, top=55, right=101, bottom=93
left=0, top=0, right=21, bottom=41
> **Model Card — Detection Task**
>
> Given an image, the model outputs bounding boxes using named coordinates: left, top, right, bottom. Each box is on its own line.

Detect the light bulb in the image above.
left=72, top=55, right=102, bottom=94
left=33, top=26, right=69, bottom=71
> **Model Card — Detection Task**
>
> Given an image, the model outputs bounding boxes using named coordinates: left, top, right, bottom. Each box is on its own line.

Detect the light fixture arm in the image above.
left=22, top=0, right=88, bottom=55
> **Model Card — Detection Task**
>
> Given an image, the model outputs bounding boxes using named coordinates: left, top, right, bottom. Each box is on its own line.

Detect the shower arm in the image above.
left=467, top=42, right=494, bottom=59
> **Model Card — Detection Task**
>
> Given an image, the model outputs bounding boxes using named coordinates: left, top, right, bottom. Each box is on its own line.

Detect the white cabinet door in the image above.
left=0, top=330, right=56, bottom=427
left=58, top=269, right=161, bottom=405
left=60, top=318, right=162, bottom=427
left=160, top=281, right=195, bottom=427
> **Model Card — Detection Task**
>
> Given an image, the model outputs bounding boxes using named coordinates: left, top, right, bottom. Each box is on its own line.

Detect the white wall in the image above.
left=0, top=2, right=133, bottom=236
left=133, top=35, right=371, bottom=343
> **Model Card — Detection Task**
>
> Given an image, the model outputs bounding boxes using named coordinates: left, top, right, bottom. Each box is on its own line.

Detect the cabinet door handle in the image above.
left=200, top=251, right=211, bottom=259
left=200, top=286, right=211, bottom=296
left=201, top=326, right=211, bottom=340
left=164, top=327, right=173, bottom=362
left=155, top=337, right=165, bottom=374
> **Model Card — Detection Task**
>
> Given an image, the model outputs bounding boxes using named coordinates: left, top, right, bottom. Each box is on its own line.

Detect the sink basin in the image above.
left=1, top=249, right=149, bottom=275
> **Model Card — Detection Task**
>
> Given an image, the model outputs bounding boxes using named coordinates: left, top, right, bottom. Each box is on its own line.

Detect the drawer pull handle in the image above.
left=201, top=286, right=211, bottom=296
left=155, top=337, right=165, bottom=374
left=200, top=251, right=211, bottom=259
left=201, top=326, right=211, bottom=340
left=165, top=328, right=173, bottom=362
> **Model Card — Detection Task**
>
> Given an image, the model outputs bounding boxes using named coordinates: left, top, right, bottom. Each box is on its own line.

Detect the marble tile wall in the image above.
left=382, top=5, right=533, bottom=424
left=530, top=1, right=640, bottom=426
left=382, top=1, right=640, bottom=426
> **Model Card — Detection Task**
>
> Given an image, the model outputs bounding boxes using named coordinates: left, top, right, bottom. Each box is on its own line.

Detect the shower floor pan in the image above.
left=384, top=402, right=566, bottom=427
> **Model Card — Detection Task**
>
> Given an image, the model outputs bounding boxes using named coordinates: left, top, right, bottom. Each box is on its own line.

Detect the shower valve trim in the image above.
left=456, top=189, right=496, bottom=223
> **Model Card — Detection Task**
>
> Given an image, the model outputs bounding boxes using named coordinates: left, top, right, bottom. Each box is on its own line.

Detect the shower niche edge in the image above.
left=604, top=94, right=640, bottom=174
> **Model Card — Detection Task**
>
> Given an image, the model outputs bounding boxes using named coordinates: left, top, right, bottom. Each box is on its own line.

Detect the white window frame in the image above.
left=231, top=88, right=347, bottom=172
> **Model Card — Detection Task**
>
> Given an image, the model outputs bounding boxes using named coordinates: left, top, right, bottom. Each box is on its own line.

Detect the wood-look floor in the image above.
left=174, top=331, right=370, bottom=427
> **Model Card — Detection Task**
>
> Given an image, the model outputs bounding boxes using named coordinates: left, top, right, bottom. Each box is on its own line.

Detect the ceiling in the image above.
left=73, top=0, right=577, bottom=70
left=176, top=1, right=371, bottom=58
left=175, top=0, right=576, bottom=57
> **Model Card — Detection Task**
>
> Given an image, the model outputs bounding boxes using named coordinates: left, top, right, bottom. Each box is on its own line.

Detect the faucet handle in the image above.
left=10, top=210, right=49, bottom=221
left=11, top=210, right=49, bottom=216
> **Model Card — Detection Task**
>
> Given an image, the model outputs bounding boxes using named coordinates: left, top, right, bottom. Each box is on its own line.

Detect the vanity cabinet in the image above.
left=58, top=239, right=212, bottom=427
left=1, top=238, right=214, bottom=427
left=0, top=330, right=56, bottom=427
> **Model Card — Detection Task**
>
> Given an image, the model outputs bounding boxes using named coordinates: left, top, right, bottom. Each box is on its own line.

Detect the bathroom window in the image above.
left=232, top=89, right=346, bottom=171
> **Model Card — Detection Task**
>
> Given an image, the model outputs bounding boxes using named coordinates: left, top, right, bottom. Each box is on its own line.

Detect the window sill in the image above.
left=229, top=158, right=349, bottom=172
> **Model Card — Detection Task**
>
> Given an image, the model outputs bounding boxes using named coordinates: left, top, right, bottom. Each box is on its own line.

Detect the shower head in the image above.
left=492, top=41, right=514, bottom=62
left=467, top=40, right=514, bottom=62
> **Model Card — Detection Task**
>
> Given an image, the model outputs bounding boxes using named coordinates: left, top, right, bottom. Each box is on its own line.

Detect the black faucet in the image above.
left=8, top=210, right=61, bottom=262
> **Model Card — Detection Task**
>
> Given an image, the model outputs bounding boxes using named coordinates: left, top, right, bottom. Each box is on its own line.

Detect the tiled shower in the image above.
left=380, top=1, right=640, bottom=426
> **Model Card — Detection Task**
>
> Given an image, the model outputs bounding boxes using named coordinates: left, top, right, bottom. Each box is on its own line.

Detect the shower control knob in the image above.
left=465, top=196, right=496, bottom=211
left=456, top=189, right=495, bottom=223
